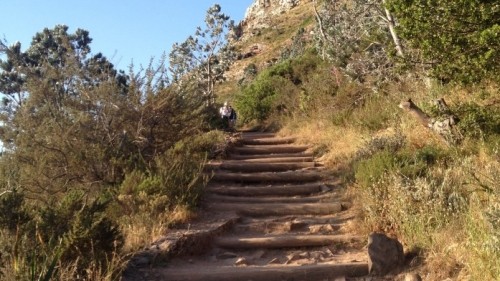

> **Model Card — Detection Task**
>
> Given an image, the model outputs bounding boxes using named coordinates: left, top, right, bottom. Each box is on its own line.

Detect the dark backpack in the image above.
left=229, top=109, right=237, bottom=119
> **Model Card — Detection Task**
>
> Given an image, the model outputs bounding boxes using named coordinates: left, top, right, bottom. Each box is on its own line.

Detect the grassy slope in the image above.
left=217, top=2, right=500, bottom=280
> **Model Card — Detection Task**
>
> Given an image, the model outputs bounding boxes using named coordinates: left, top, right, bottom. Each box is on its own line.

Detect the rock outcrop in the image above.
left=240, top=0, right=306, bottom=38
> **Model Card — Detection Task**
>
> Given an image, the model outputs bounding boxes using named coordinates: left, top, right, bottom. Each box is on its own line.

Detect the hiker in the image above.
left=228, top=105, right=237, bottom=131
left=219, top=101, right=231, bottom=129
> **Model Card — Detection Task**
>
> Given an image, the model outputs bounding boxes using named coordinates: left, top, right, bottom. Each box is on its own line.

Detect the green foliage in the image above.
left=116, top=131, right=220, bottom=222
left=235, top=76, right=280, bottom=123
left=455, top=102, right=500, bottom=140
left=465, top=200, right=500, bottom=280
left=0, top=23, right=222, bottom=279
left=280, top=28, right=309, bottom=61
left=0, top=190, right=122, bottom=280
left=0, top=191, right=31, bottom=232
left=355, top=145, right=448, bottom=189
left=387, top=0, right=500, bottom=83
left=354, top=134, right=406, bottom=161
left=235, top=52, right=327, bottom=124
left=314, top=0, right=398, bottom=83
left=169, top=4, right=236, bottom=104
left=349, top=95, right=399, bottom=131
left=238, top=63, right=258, bottom=86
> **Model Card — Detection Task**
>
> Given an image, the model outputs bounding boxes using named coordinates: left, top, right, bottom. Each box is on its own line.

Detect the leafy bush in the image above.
left=355, top=145, right=448, bottom=189
left=354, top=133, right=406, bottom=161
left=235, top=52, right=328, bottom=124
left=0, top=190, right=123, bottom=280
left=0, top=190, right=30, bottom=232
left=456, top=102, right=500, bottom=140
left=235, top=72, right=284, bottom=123
left=355, top=150, right=398, bottom=188
left=117, top=131, right=220, bottom=223
left=388, top=0, right=500, bottom=83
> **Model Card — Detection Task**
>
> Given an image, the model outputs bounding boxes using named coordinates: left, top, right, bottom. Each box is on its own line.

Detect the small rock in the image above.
left=309, top=251, right=325, bottom=261
left=309, top=224, right=334, bottom=234
left=309, top=225, right=322, bottom=234
left=405, top=273, right=422, bottom=281
left=235, top=257, right=248, bottom=266
left=285, top=252, right=301, bottom=264
left=290, top=221, right=307, bottom=231
left=298, top=252, right=309, bottom=259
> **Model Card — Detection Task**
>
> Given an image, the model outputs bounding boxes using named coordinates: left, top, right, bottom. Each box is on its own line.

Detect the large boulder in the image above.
left=367, top=232, right=405, bottom=275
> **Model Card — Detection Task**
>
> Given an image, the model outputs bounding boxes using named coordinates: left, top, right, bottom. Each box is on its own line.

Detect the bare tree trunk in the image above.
left=313, top=0, right=329, bottom=59
left=382, top=0, right=404, bottom=57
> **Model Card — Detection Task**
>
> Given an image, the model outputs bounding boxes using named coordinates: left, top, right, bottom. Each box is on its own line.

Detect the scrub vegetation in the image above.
left=0, top=1, right=498, bottom=280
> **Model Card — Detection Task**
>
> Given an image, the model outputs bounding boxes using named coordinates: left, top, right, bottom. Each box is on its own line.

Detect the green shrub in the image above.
left=354, top=134, right=406, bottom=161
left=456, top=102, right=500, bottom=140
left=117, top=132, right=217, bottom=220
left=234, top=52, right=326, bottom=124
left=234, top=74, right=282, bottom=123
left=350, top=95, right=399, bottom=131
left=0, top=189, right=123, bottom=280
left=355, top=150, right=398, bottom=188
left=0, top=190, right=31, bottom=233
left=355, top=145, right=448, bottom=189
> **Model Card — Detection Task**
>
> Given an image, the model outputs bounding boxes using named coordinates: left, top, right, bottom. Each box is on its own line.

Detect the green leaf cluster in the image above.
left=387, top=0, right=500, bottom=83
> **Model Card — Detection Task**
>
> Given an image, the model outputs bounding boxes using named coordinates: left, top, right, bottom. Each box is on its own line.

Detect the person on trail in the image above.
left=219, top=101, right=231, bottom=130
left=228, top=105, right=237, bottom=131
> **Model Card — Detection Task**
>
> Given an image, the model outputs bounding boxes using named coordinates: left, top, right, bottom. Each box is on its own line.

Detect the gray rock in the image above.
left=367, top=232, right=404, bottom=275
left=235, top=257, right=248, bottom=266
left=405, top=273, right=422, bottom=281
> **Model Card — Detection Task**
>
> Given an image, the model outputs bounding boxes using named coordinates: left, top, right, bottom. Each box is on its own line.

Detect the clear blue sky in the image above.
left=0, top=0, right=254, bottom=71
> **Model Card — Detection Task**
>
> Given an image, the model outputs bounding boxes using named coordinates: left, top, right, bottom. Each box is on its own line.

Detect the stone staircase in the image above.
left=123, top=131, right=370, bottom=281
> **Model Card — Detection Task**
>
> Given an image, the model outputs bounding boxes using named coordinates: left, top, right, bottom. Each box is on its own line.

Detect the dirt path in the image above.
left=123, top=132, right=371, bottom=281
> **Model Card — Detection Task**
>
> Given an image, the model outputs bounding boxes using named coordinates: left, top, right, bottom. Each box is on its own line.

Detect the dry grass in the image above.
left=280, top=118, right=366, bottom=170
left=218, top=1, right=315, bottom=100
left=121, top=205, right=196, bottom=252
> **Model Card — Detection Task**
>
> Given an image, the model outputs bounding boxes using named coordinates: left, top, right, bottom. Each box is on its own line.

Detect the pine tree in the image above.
left=169, top=4, right=236, bottom=105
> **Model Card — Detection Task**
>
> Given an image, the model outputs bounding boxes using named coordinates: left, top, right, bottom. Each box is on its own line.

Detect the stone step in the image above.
left=205, top=202, right=343, bottom=216
left=210, top=171, right=321, bottom=183
left=148, top=262, right=368, bottom=281
left=225, top=156, right=315, bottom=163
left=240, top=137, right=296, bottom=145
left=232, top=145, right=310, bottom=155
left=240, top=132, right=276, bottom=139
left=205, top=162, right=315, bottom=173
left=229, top=152, right=314, bottom=160
left=215, top=234, right=361, bottom=249
left=204, top=193, right=338, bottom=204
left=206, top=182, right=325, bottom=196
left=232, top=220, right=342, bottom=235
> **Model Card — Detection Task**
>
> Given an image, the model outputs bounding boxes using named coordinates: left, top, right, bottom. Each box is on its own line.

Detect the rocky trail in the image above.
left=123, top=131, right=378, bottom=281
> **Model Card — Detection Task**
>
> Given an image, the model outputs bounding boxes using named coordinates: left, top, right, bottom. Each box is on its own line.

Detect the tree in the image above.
left=386, top=0, right=500, bottom=83
left=169, top=4, right=236, bottom=105
left=313, top=0, right=401, bottom=83
left=0, top=25, right=132, bottom=199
